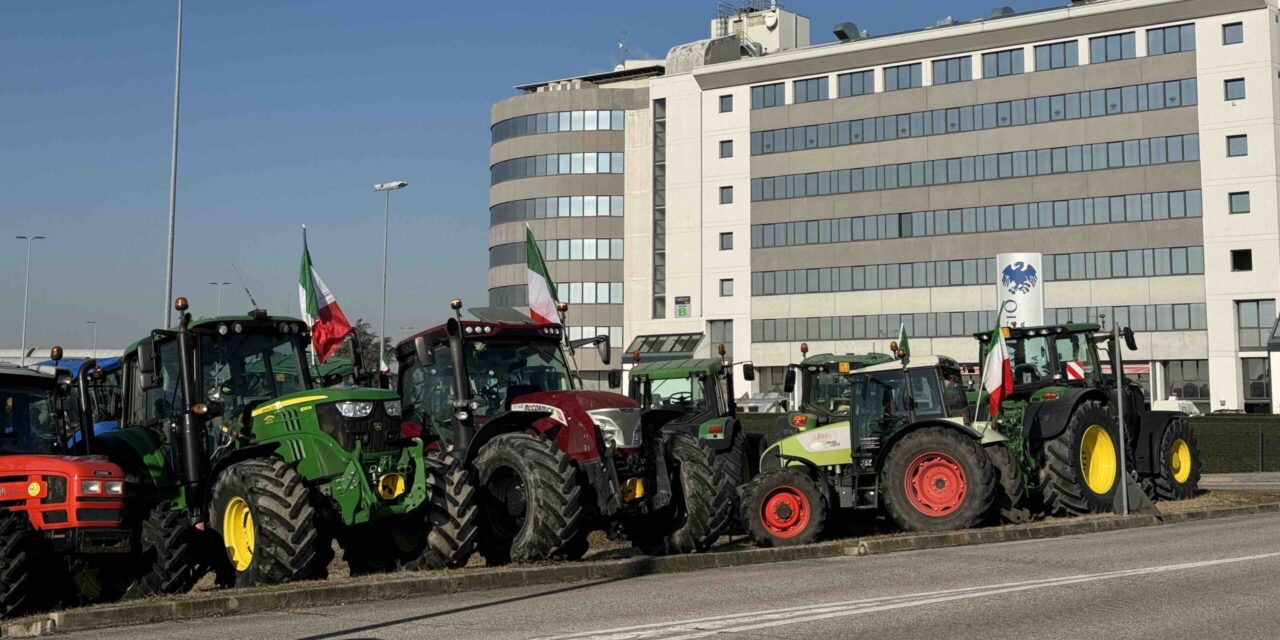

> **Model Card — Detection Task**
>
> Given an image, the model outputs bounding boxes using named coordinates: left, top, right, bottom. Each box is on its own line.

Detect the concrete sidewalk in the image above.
left=1201, top=473, right=1280, bottom=490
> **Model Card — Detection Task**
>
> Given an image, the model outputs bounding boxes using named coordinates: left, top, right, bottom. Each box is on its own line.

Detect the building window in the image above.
left=1242, top=358, right=1271, bottom=410
left=719, top=279, right=734, bottom=297
left=1165, top=360, right=1210, bottom=411
left=793, top=77, right=829, bottom=103
left=982, top=48, right=1024, bottom=78
left=1147, top=24, right=1196, bottom=55
left=1225, top=78, right=1246, bottom=101
left=1232, top=249, right=1254, bottom=272
left=884, top=63, right=923, bottom=91
left=1223, top=22, right=1244, bottom=45
left=719, top=232, right=733, bottom=250
left=719, top=140, right=733, bottom=158
left=719, top=186, right=733, bottom=204
left=1034, top=40, right=1079, bottom=70
left=837, top=70, right=874, bottom=97
left=719, top=94, right=733, bottom=113
left=932, top=56, right=973, bottom=85
left=1230, top=192, right=1251, bottom=214
left=709, top=320, right=734, bottom=362
left=490, top=109, right=626, bottom=144
left=1227, top=135, right=1249, bottom=157
left=652, top=99, right=667, bottom=319
left=751, top=83, right=785, bottom=109
left=1237, top=300, right=1277, bottom=349
left=1089, top=32, right=1136, bottom=63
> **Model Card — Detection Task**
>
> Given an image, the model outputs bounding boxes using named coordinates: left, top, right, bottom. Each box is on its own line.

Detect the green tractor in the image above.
left=741, top=356, right=1006, bottom=546
left=89, top=298, right=477, bottom=593
left=975, top=322, right=1201, bottom=514
left=775, top=347, right=895, bottom=436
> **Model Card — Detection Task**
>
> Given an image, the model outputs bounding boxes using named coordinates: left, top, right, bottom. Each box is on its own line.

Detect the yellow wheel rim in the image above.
left=1080, top=425, right=1117, bottom=495
left=1170, top=438, right=1192, bottom=484
left=223, top=496, right=255, bottom=572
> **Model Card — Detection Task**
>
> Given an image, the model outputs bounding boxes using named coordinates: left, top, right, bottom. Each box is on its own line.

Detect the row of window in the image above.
left=750, top=78, right=1198, bottom=156
left=751, top=302, right=1209, bottom=344
left=490, top=195, right=624, bottom=225
left=489, top=238, right=624, bottom=267
left=750, top=190, right=1203, bottom=249
left=750, top=246, right=1204, bottom=297
left=568, top=326, right=623, bottom=346
left=489, top=282, right=624, bottom=307
left=748, top=24, right=1206, bottom=110
left=491, top=109, right=626, bottom=144
left=491, top=152, right=625, bottom=185
left=1238, top=300, right=1277, bottom=350
left=751, top=134, right=1199, bottom=202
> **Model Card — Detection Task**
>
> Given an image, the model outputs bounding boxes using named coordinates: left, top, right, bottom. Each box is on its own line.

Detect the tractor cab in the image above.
left=0, top=364, right=71, bottom=455
left=974, top=324, right=1105, bottom=400
left=778, top=351, right=895, bottom=433
left=36, top=357, right=124, bottom=444
left=627, top=357, right=753, bottom=429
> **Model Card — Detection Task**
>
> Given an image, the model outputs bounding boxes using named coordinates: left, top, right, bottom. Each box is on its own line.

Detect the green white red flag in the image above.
left=299, top=230, right=353, bottom=363
left=526, top=226, right=560, bottom=324
left=979, top=310, right=1014, bottom=417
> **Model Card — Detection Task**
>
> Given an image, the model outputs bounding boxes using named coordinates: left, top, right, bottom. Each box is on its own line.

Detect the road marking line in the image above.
left=537, top=551, right=1280, bottom=640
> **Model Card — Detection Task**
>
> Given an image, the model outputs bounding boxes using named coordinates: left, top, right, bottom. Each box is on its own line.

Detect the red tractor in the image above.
left=0, top=352, right=132, bottom=616
left=395, top=302, right=731, bottom=564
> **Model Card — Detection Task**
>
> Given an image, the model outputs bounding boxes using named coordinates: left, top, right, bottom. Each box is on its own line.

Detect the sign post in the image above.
left=996, top=252, right=1045, bottom=327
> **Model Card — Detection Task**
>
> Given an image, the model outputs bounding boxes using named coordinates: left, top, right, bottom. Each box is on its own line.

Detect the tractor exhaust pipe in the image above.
left=446, top=317, right=475, bottom=455
left=75, top=357, right=97, bottom=454
left=174, top=298, right=209, bottom=521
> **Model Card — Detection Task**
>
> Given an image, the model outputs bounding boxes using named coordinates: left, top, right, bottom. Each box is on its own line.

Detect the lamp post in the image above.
left=86, top=321, right=99, bottom=358
left=373, top=181, right=408, bottom=370
left=15, top=235, right=44, bottom=366
left=209, top=281, right=231, bottom=315
left=162, top=0, right=184, bottom=328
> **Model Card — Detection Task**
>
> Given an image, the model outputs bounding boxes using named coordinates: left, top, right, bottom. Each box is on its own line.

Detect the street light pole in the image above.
left=163, top=0, right=184, bottom=329
left=15, top=235, right=44, bottom=367
left=87, top=321, right=98, bottom=358
left=209, top=281, right=231, bottom=315
left=373, top=181, right=408, bottom=370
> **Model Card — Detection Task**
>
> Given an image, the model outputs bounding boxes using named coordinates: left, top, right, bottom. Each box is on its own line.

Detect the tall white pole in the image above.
left=17, top=236, right=42, bottom=367
left=163, top=0, right=184, bottom=328
left=88, top=321, right=99, bottom=358
left=380, top=189, right=390, bottom=370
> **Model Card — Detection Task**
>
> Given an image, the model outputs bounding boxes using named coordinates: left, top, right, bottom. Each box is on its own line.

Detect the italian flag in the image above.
left=979, top=311, right=1014, bottom=417
left=299, top=231, right=354, bottom=363
left=526, top=226, right=560, bottom=324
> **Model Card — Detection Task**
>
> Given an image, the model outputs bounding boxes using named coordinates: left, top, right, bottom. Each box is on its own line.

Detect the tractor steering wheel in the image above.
left=1013, top=363, right=1041, bottom=382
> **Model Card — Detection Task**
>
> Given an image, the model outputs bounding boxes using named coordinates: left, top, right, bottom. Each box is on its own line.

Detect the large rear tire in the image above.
left=715, top=430, right=750, bottom=532
left=985, top=445, right=1032, bottom=524
left=343, top=452, right=478, bottom=574
left=473, top=433, right=581, bottom=566
left=208, top=458, right=328, bottom=587
left=625, top=433, right=731, bottom=555
left=882, top=427, right=996, bottom=532
left=1039, top=401, right=1120, bottom=516
left=1142, top=418, right=1201, bottom=501
left=122, top=501, right=205, bottom=598
left=740, top=468, right=827, bottom=547
left=0, top=510, right=50, bottom=617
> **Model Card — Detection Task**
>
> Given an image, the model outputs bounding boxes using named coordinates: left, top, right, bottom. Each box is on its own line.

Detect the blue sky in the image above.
left=0, top=0, right=1058, bottom=348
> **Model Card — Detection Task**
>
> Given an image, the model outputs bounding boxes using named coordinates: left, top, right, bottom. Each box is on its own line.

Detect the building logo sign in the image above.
left=996, top=253, right=1045, bottom=327
left=674, top=296, right=691, bottom=318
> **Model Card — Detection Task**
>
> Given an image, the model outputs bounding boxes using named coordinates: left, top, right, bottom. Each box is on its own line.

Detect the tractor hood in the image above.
left=762, top=422, right=854, bottom=470
left=511, top=390, right=642, bottom=450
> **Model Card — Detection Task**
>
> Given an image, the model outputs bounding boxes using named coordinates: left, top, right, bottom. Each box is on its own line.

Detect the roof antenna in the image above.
left=232, top=263, right=260, bottom=311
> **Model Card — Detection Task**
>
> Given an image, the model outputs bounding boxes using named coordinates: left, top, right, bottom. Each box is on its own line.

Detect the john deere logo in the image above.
left=1001, top=261, right=1038, bottom=295
left=264, top=415, right=276, bottom=425
left=373, top=422, right=383, bottom=432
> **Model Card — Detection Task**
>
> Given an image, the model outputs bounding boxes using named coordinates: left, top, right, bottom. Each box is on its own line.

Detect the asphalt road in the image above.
left=68, top=512, right=1280, bottom=640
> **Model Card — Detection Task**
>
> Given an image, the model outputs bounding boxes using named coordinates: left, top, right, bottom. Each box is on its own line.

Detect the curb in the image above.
left=6, top=503, right=1278, bottom=637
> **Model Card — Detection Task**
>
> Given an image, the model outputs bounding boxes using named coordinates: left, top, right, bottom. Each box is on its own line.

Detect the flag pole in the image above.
left=303, top=225, right=317, bottom=368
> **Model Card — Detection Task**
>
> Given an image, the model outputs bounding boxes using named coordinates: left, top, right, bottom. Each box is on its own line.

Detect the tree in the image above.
left=335, top=318, right=390, bottom=370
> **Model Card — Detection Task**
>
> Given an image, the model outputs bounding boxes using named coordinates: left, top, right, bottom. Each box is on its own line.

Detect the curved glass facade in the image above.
left=490, top=238, right=623, bottom=267
left=491, top=195, right=623, bottom=225
left=491, top=109, right=625, bottom=144
left=492, top=152, right=625, bottom=185
left=489, top=283, right=623, bottom=307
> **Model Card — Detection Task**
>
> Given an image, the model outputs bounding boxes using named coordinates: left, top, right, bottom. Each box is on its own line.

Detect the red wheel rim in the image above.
left=760, top=486, right=811, bottom=538
left=903, top=452, right=967, bottom=517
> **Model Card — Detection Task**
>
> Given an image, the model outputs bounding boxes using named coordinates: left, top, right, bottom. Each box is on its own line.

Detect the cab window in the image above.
left=126, top=340, right=184, bottom=429
left=646, top=376, right=709, bottom=415
left=1008, top=336, right=1054, bottom=385
left=1054, top=333, right=1097, bottom=381
left=906, top=370, right=944, bottom=418
left=400, top=346, right=459, bottom=436
left=852, top=371, right=908, bottom=426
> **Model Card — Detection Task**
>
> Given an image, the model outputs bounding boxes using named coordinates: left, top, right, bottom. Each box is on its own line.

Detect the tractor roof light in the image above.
left=450, top=298, right=463, bottom=310
left=217, top=323, right=229, bottom=336
left=233, top=323, right=243, bottom=334
left=800, top=343, right=809, bottom=355
left=50, top=346, right=63, bottom=361
left=174, top=297, right=189, bottom=312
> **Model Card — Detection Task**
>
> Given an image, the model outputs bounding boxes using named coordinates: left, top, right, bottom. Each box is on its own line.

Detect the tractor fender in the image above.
left=1022, top=388, right=1110, bottom=443
left=676, top=416, right=737, bottom=453
left=205, top=443, right=281, bottom=500
left=1132, top=411, right=1187, bottom=476
left=459, top=410, right=552, bottom=468
left=875, top=418, right=986, bottom=468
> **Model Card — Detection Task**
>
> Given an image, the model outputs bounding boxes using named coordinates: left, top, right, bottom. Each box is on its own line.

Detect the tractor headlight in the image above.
left=104, top=481, right=124, bottom=495
left=81, top=480, right=103, bottom=495
left=383, top=400, right=402, bottom=417
left=589, top=411, right=641, bottom=449
left=594, top=415, right=624, bottom=450
left=335, top=401, right=375, bottom=418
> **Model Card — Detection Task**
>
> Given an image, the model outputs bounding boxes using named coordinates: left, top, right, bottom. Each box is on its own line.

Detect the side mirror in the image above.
left=596, top=334, right=611, bottom=366
left=742, top=363, right=756, bottom=381
left=136, top=342, right=162, bottom=391
left=608, top=369, right=623, bottom=389
left=1122, top=327, right=1138, bottom=351
left=413, top=336, right=435, bottom=368
left=783, top=368, right=797, bottom=393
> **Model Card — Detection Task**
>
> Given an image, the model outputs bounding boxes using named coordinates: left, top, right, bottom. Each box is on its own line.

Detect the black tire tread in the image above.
left=1146, top=418, right=1202, bottom=501
left=0, top=510, right=48, bottom=617
left=474, top=433, right=582, bottom=565
left=881, top=427, right=997, bottom=532
left=210, top=457, right=326, bottom=587
left=122, top=500, right=204, bottom=598
left=739, top=468, right=828, bottom=547
left=628, top=433, right=733, bottom=555
left=408, top=451, right=480, bottom=570
left=1039, top=401, right=1119, bottom=516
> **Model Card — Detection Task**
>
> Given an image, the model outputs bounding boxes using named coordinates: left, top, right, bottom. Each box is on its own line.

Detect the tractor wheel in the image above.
left=740, top=468, right=827, bottom=547
left=1039, top=401, right=1121, bottom=516
left=882, top=427, right=997, bottom=532
left=473, top=433, right=581, bottom=566
left=208, top=458, right=328, bottom=587
left=122, top=501, right=205, bottom=599
left=985, top=445, right=1032, bottom=524
left=343, top=452, right=478, bottom=575
left=1142, top=418, right=1202, bottom=501
left=0, top=510, right=51, bottom=617
left=625, top=433, right=732, bottom=555
left=715, top=430, right=751, bottom=532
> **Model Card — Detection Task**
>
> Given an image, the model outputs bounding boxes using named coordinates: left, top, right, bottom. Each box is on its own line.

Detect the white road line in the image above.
left=536, top=551, right=1280, bottom=640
